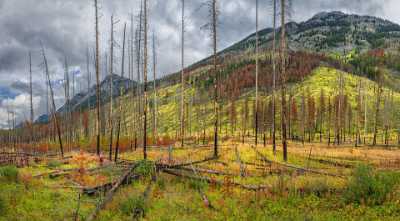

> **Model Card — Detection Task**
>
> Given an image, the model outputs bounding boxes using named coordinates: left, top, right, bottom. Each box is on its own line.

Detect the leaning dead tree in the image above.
left=94, top=0, right=102, bottom=156
left=41, top=44, right=64, bottom=157
left=180, top=0, right=185, bottom=147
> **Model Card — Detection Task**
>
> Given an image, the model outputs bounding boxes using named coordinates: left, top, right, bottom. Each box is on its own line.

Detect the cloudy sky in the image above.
left=0, top=0, right=398, bottom=128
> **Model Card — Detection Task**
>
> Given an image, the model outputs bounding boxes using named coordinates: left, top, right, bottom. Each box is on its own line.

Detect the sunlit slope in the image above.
left=96, top=65, right=400, bottom=142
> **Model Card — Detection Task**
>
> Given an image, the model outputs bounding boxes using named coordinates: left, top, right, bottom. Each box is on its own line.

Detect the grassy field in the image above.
left=1, top=140, right=399, bottom=221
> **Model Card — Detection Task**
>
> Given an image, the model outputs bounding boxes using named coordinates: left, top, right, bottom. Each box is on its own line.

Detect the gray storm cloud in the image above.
left=0, top=0, right=398, bottom=128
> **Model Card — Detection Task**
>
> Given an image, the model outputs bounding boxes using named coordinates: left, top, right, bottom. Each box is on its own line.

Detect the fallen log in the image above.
left=82, top=174, right=140, bottom=196
left=132, top=175, right=156, bottom=220
left=86, top=163, right=138, bottom=221
left=251, top=146, right=345, bottom=179
left=179, top=166, right=236, bottom=176
left=156, top=156, right=217, bottom=170
left=308, top=157, right=354, bottom=168
left=163, top=169, right=269, bottom=191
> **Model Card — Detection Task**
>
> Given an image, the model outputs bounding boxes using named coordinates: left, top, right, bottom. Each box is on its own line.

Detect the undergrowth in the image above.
left=344, top=164, right=400, bottom=205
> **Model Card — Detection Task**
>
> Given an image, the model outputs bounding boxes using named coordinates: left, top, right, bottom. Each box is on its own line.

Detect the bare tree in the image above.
left=94, top=0, right=102, bottom=156
left=373, top=71, right=383, bottom=146
left=108, top=15, right=116, bottom=161
left=211, top=0, right=219, bottom=158
left=271, top=0, right=277, bottom=154
left=280, top=0, right=289, bottom=161
left=115, top=23, right=127, bottom=162
left=134, top=1, right=144, bottom=151
left=41, top=44, right=64, bottom=157
left=143, top=0, right=148, bottom=159
left=152, top=31, right=158, bottom=143
left=255, top=0, right=259, bottom=145
left=29, top=52, right=34, bottom=124
left=180, top=0, right=185, bottom=147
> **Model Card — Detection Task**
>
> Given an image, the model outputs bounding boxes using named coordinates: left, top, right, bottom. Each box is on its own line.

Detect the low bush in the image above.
left=301, top=178, right=331, bottom=197
left=47, top=160, right=62, bottom=168
left=121, top=196, right=146, bottom=216
left=344, top=164, right=399, bottom=205
left=0, top=195, right=5, bottom=214
left=0, top=166, right=19, bottom=182
left=188, top=179, right=207, bottom=191
left=135, top=160, right=155, bottom=177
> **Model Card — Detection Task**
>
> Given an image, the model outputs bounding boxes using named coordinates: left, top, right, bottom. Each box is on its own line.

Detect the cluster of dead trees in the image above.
left=2, top=0, right=400, bottom=163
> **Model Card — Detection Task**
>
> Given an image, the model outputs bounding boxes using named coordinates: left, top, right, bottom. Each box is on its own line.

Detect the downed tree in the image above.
left=156, top=156, right=217, bottom=169
left=86, top=163, right=138, bottom=221
left=132, top=174, right=156, bottom=220
left=163, top=168, right=269, bottom=191
left=251, top=146, right=345, bottom=178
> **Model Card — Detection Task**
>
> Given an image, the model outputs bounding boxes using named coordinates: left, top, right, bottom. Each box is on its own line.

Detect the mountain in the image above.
left=190, top=11, right=400, bottom=69
left=36, top=11, right=400, bottom=123
left=59, top=74, right=136, bottom=113
left=35, top=74, right=136, bottom=124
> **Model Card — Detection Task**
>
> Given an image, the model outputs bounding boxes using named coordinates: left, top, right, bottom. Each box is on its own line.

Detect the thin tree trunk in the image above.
left=152, top=32, right=158, bottom=144
left=143, top=0, right=148, bottom=159
left=254, top=0, right=259, bottom=145
left=181, top=0, right=185, bottom=147
left=41, top=45, right=64, bottom=157
left=108, top=15, right=115, bottom=161
left=94, top=0, right=102, bottom=156
left=280, top=0, right=288, bottom=162
left=272, top=0, right=277, bottom=155
left=212, top=0, right=219, bottom=158
left=115, top=23, right=127, bottom=162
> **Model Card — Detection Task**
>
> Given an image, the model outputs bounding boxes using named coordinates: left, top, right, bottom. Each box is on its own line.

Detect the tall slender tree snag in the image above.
left=180, top=0, right=185, bottom=147
left=63, top=57, right=71, bottom=151
left=135, top=1, right=144, bottom=151
left=94, top=0, right=102, bottom=156
left=143, top=0, right=148, bottom=159
left=255, top=0, right=259, bottom=145
left=115, top=23, right=127, bottom=162
left=108, top=15, right=115, bottom=161
left=280, top=0, right=288, bottom=161
left=212, top=0, right=219, bottom=158
left=28, top=52, right=34, bottom=144
left=29, top=52, right=34, bottom=124
left=271, top=0, right=277, bottom=154
left=152, top=32, right=158, bottom=143
left=373, top=72, right=383, bottom=146
left=41, top=45, right=64, bottom=158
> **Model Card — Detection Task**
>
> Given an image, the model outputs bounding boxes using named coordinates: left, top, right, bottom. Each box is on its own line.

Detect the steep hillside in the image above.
left=223, top=11, right=400, bottom=55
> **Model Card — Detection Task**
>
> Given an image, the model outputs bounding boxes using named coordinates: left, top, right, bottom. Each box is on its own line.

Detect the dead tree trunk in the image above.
left=108, top=15, right=115, bottom=161
left=212, top=0, right=219, bottom=158
left=280, top=0, right=288, bottom=162
left=272, top=0, right=277, bottom=154
left=143, top=0, right=148, bottom=159
left=180, top=0, right=185, bottom=147
left=41, top=45, right=64, bottom=158
left=94, top=0, right=102, bottom=156
left=115, top=23, right=127, bottom=162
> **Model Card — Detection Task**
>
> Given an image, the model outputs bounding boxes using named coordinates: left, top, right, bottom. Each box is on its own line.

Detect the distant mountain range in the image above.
left=36, top=11, right=400, bottom=123
left=35, top=74, right=136, bottom=124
